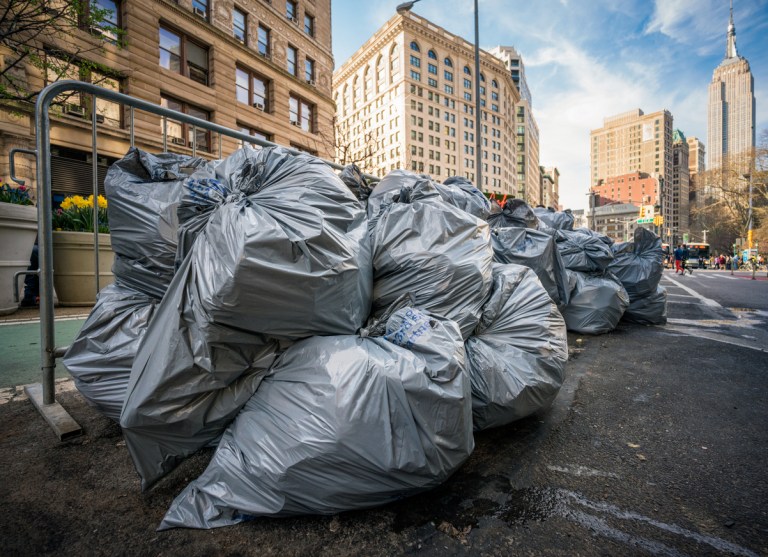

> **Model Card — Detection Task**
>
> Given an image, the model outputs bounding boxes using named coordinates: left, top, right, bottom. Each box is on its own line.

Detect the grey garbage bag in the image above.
left=487, top=198, right=539, bottom=229
left=366, top=169, right=423, bottom=221
left=121, top=146, right=372, bottom=490
left=490, top=227, right=570, bottom=307
left=555, top=229, right=614, bottom=272
left=608, top=227, right=664, bottom=301
left=120, top=256, right=285, bottom=490
left=339, top=163, right=372, bottom=202
left=561, top=270, right=630, bottom=334
left=370, top=179, right=493, bottom=339
left=62, top=283, right=157, bottom=422
left=159, top=306, right=473, bottom=529
left=533, top=207, right=574, bottom=231
left=466, top=264, right=568, bottom=431
left=437, top=176, right=492, bottom=220
left=573, top=227, right=614, bottom=247
left=175, top=146, right=372, bottom=339
left=622, top=285, right=667, bottom=325
left=106, top=147, right=209, bottom=299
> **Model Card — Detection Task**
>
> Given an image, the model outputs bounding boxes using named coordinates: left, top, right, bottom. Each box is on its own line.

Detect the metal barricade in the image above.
left=16, top=80, right=379, bottom=439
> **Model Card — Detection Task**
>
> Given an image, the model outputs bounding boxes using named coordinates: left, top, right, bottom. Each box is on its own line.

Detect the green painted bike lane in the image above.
left=0, top=318, right=86, bottom=388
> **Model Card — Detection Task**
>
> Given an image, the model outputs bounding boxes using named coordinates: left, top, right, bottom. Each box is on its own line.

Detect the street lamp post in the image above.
left=396, top=0, right=481, bottom=189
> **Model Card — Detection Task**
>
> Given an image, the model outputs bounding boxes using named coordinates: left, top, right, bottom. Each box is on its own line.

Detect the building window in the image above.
left=192, top=0, right=208, bottom=19
left=289, top=94, right=314, bottom=132
left=427, top=63, right=437, bottom=75
left=304, top=13, right=314, bottom=36
left=463, top=78, right=471, bottom=89
left=428, top=77, right=437, bottom=87
left=410, top=70, right=421, bottom=81
left=444, top=84, right=453, bottom=94
left=255, top=25, right=270, bottom=58
left=444, top=57, right=452, bottom=67
left=390, top=46, right=400, bottom=82
left=233, top=7, right=247, bottom=42
left=428, top=49, right=437, bottom=60
left=304, top=58, right=315, bottom=83
left=286, top=0, right=297, bottom=21
left=286, top=45, right=297, bottom=75
left=236, top=67, right=270, bottom=110
left=46, top=54, right=122, bottom=127
left=464, top=92, right=471, bottom=101
left=159, top=26, right=209, bottom=86
left=410, top=55, right=420, bottom=67
left=376, top=56, right=385, bottom=91
left=444, top=70, right=453, bottom=82
left=238, top=125, right=272, bottom=148
left=410, top=41, right=420, bottom=52
left=160, top=94, right=210, bottom=151
left=81, top=0, right=121, bottom=43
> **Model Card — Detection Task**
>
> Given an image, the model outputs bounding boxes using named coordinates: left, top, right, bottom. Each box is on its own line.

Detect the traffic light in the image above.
left=653, top=215, right=664, bottom=226
left=639, top=206, right=646, bottom=218
left=748, top=229, right=753, bottom=248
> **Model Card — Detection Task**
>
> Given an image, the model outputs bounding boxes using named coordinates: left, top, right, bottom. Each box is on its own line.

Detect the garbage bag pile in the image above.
left=160, top=305, right=473, bottom=529
left=465, top=264, right=568, bottom=431
left=533, top=207, right=574, bottom=231
left=369, top=178, right=493, bottom=339
left=437, top=176, right=492, bottom=220
left=66, top=159, right=575, bottom=530
left=608, top=227, right=667, bottom=325
left=561, top=270, right=630, bottom=334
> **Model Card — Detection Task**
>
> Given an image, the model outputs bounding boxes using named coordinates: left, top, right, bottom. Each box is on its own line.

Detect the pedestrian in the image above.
left=726, top=256, right=731, bottom=270
left=720, top=254, right=726, bottom=269
left=733, top=256, right=739, bottom=270
left=682, top=244, right=692, bottom=275
left=698, top=256, right=704, bottom=269
left=674, top=245, right=684, bottom=274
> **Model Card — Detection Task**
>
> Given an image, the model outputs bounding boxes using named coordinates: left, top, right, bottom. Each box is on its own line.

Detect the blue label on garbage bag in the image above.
left=384, top=308, right=432, bottom=349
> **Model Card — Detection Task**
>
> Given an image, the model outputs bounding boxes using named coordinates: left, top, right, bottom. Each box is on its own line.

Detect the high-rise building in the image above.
left=332, top=12, right=519, bottom=193
left=488, top=46, right=540, bottom=204
left=707, top=1, right=755, bottom=174
left=541, top=166, right=560, bottom=210
left=590, top=109, right=674, bottom=237
left=687, top=136, right=705, bottom=206
left=0, top=0, right=335, bottom=199
left=671, top=130, right=690, bottom=243
left=591, top=172, right=660, bottom=207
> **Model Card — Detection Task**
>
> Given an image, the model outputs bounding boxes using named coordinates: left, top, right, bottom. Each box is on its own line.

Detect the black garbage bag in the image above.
left=555, top=229, right=614, bottom=272
left=339, top=163, right=373, bottom=202
left=487, top=199, right=539, bottom=229
left=159, top=306, right=473, bottom=529
left=491, top=227, right=570, bottom=307
left=437, top=176, right=492, bottom=220
left=370, top=178, right=493, bottom=339
left=561, top=270, right=629, bottom=334
left=62, top=283, right=158, bottom=422
left=105, top=147, right=210, bottom=299
left=622, top=285, right=667, bottom=325
left=533, top=207, right=574, bottom=231
left=120, top=146, right=372, bottom=490
left=608, top=227, right=664, bottom=301
left=573, top=227, right=614, bottom=247
left=466, top=264, right=568, bottom=431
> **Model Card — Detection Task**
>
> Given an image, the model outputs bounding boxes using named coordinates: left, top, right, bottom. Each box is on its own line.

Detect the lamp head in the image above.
left=396, top=0, right=421, bottom=14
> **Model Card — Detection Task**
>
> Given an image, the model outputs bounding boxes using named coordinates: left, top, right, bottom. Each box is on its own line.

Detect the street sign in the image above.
left=637, top=217, right=654, bottom=224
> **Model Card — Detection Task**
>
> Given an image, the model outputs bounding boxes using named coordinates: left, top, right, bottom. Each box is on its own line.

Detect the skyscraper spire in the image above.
left=726, top=0, right=738, bottom=59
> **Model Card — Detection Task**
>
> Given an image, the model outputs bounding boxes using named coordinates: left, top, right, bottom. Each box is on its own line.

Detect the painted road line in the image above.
left=664, top=326, right=768, bottom=354
left=662, top=275, right=721, bottom=308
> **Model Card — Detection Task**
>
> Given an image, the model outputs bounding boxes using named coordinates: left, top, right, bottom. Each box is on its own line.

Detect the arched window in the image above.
left=492, top=79, right=498, bottom=88
left=363, top=66, right=371, bottom=101
left=480, top=72, right=485, bottom=82
left=443, top=57, right=453, bottom=67
left=428, top=49, right=437, bottom=60
left=463, top=65, right=471, bottom=75
left=342, top=84, right=349, bottom=116
left=390, top=45, right=400, bottom=83
left=352, top=75, right=359, bottom=106
left=376, top=55, right=385, bottom=92
left=410, top=41, right=420, bottom=52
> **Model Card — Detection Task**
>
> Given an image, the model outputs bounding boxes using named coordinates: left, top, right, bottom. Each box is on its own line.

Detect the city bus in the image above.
left=685, top=243, right=711, bottom=268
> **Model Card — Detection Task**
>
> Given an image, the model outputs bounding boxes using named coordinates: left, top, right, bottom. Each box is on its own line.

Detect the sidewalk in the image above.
left=0, top=306, right=89, bottom=389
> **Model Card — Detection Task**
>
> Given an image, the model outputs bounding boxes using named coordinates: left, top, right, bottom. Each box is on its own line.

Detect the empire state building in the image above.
left=707, top=1, right=756, bottom=173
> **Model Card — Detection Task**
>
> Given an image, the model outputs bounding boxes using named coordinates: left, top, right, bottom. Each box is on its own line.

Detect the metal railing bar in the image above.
left=129, top=106, right=135, bottom=147
left=162, top=116, right=168, bottom=153
left=91, top=94, right=101, bottom=297
left=191, top=124, right=197, bottom=157
left=9, top=148, right=37, bottom=186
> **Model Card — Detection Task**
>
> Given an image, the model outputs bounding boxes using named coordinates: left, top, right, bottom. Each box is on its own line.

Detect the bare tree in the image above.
left=0, top=0, right=121, bottom=104
left=691, top=135, right=768, bottom=254
left=317, top=117, right=379, bottom=173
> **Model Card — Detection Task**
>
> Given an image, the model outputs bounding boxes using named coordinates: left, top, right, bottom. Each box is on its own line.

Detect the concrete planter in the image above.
left=52, top=231, right=114, bottom=306
left=0, top=202, right=38, bottom=315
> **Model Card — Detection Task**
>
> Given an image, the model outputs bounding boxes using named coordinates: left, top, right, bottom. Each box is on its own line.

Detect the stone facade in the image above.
left=332, top=12, right=520, bottom=195
left=0, top=0, right=335, bottom=199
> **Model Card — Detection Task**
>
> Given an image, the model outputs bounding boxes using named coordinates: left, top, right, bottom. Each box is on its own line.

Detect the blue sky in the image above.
left=331, top=0, right=768, bottom=210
